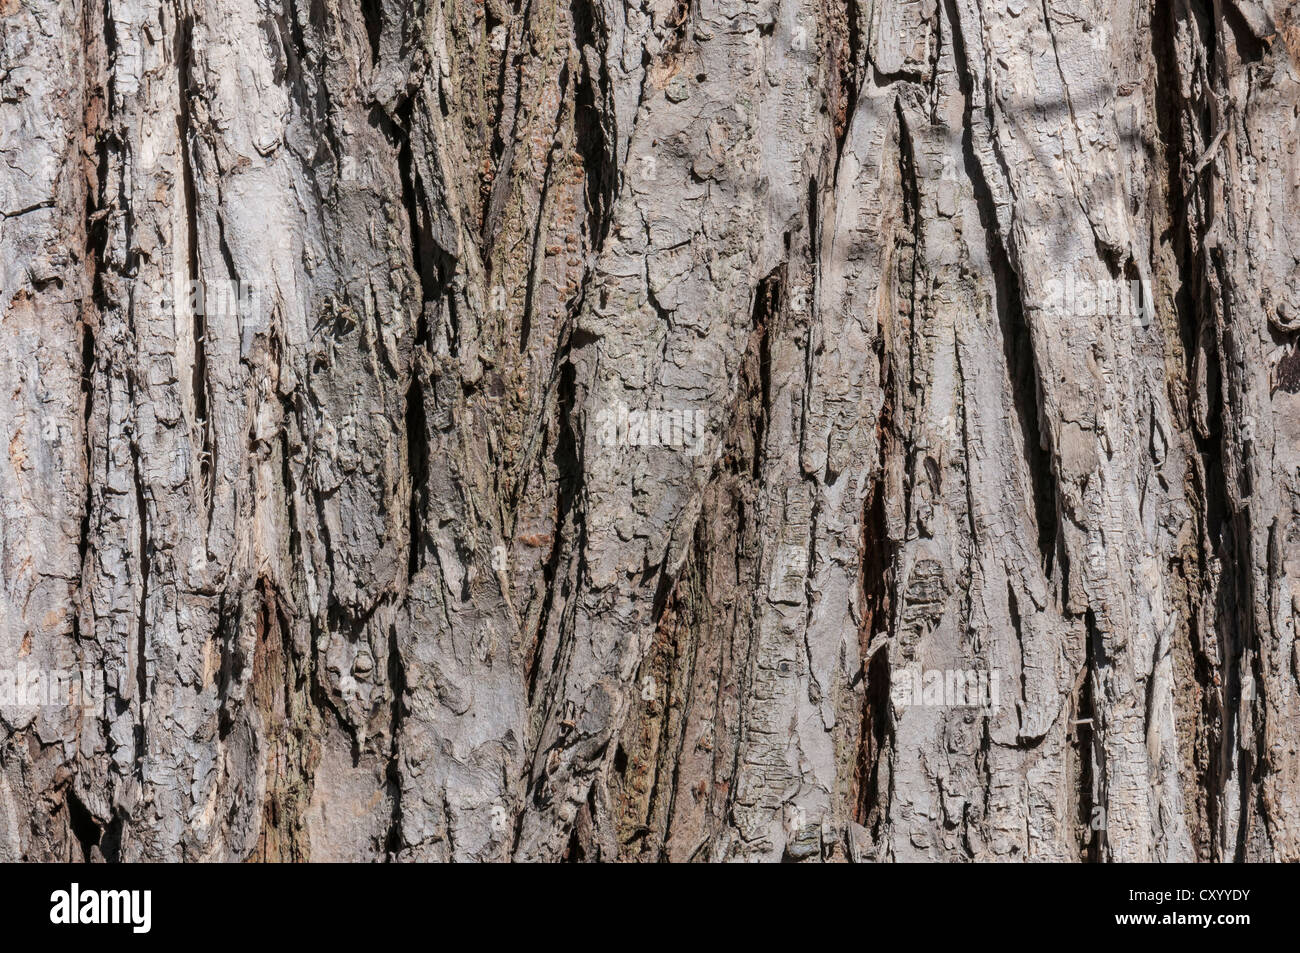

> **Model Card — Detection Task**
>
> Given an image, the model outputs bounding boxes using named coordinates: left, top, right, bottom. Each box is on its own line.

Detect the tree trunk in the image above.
left=1, top=0, right=1298, bottom=862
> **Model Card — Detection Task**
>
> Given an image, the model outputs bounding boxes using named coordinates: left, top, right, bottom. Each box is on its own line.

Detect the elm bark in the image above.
left=1, top=0, right=1298, bottom=861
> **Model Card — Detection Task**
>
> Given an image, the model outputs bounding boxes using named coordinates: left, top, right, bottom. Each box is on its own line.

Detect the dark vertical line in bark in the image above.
left=81, top=0, right=108, bottom=647
left=482, top=0, right=534, bottom=257
left=358, top=0, right=381, bottom=67
left=570, top=0, right=616, bottom=252
left=1167, top=0, right=1257, bottom=859
left=1154, top=0, right=1221, bottom=860
left=1220, top=1, right=1269, bottom=63
left=525, top=330, right=587, bottom=709
left=642, top=275, right=773, bottom=854
left=1084, top=607, right=1109, bottom=858
left=1201, top=204, right=1260, bottom=858
left=1006, top=581, right=1031, bottom=733
left=522, top=252, right=595, bottom=696
left=854, top=466, right=894, bottom=836
left=116, top=0, right=154, bottom=772
left=482, top=2, right=510, bottom=211
left=384, top=618, right=406, bottom=859
left=248, top=580, right=296, bottom=861
left=893, top=101, right=922, bottom=530
left=129, top=409, right=150, bottom=781
left=390, top=100, right=451, bottom=346
left=520, top=62, right=568, bottom=351
left=945, top=0, right=1059, bottom=576
left=1075, top=638, right=1100, bottom=861
left=216, top=591, right=234, bottom=740
left=177, top=14, right=211, bottom=514
left=751, top=269, right=780, bottom=481
left=856, top=650, right=891, bottom=829
left=404, top=375, right=428, bottom=578
left=516, top=326, right=593, bottom=848
left=277, top=354, right=303, bottom=570
left=76, top=319, right=95, bottom=628
left=679, top=277, right=769, bottom=857
left=562, top=825, right=585, bottom=860
left=64, top=789, right=101, bottom=861
left=639, top=584, right=690, bottom=859
left=655, top=547, right=706, bottom=860
left=823, top=0, right=859, bottom=153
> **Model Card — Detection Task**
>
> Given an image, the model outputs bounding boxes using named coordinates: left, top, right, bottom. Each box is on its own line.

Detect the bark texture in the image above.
left=1, top=0, right=1299, bottom=862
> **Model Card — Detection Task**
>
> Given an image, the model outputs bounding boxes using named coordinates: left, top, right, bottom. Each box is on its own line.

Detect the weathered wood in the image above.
left=1, top=0, right=1298, bottom=862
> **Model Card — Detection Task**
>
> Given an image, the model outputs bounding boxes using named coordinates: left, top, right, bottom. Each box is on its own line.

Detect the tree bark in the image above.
left=1, top=0, right=1298, bottom=862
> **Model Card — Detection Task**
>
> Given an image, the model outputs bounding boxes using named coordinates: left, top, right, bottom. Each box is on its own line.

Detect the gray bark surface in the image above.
left=1, top=0, right=1298, bottom=861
